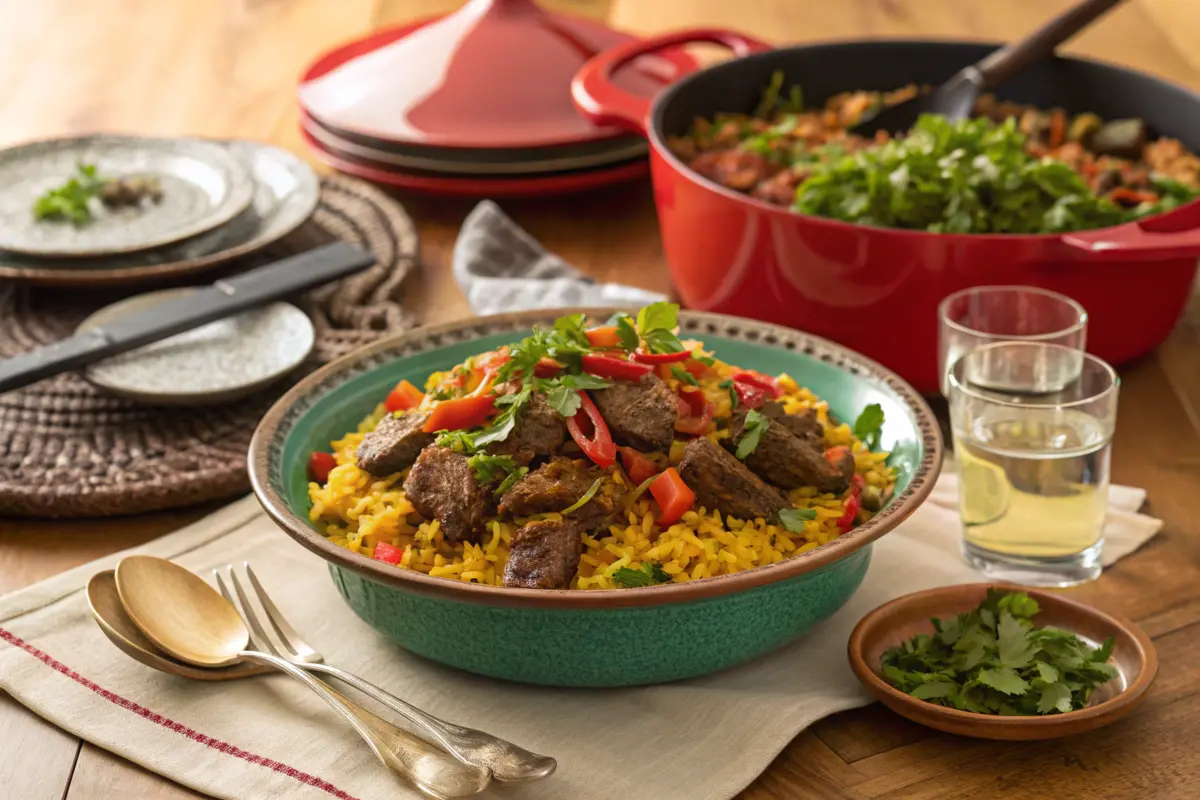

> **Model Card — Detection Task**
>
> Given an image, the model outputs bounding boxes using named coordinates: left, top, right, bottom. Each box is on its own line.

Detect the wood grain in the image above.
left=1, top=1, right=1199, bottom=799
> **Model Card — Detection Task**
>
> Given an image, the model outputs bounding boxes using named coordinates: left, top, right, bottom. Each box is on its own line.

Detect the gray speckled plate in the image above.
left=77, top=288, right=315, bottom=406
left=0, top=135, right=255, bottom=257
left=0, top=141, right=319, bottom=286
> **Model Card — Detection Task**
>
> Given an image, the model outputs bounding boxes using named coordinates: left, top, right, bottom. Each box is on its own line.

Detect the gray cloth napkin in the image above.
left=453, top=200, right=666, bottom=314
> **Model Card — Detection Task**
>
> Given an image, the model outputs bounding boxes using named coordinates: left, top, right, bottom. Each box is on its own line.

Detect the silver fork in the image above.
left=233, top=562, right=557, bottom=783
left=213, top=568, right=491, bottom=800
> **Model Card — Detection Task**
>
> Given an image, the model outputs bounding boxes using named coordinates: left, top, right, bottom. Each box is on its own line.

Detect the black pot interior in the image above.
left=652, top=41, right=1200, bottom=152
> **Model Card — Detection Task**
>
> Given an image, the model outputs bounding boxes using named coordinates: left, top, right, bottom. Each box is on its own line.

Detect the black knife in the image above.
left=0, top=242, right=376, bottom=395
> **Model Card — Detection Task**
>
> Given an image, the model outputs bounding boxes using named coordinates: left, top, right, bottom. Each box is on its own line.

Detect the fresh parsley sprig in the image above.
left=778, top=507, right=817, bottom=532
left=853, top=403, right=885, bottom=451
left=612, top=561, right=671, bottom=587
left=33, top=163, right=106, bottom=223
left=735, top=409, right=769, bottom=459
left=881, top=589, right=1118, bottom=716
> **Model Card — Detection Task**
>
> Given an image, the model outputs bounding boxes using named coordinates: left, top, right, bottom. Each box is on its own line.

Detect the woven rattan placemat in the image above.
left=0, top=175, right=419, bottom=518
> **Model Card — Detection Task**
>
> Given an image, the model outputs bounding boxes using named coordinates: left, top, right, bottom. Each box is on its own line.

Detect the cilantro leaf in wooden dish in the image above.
left=848, top=584, right=1158, bottom=740
left=880, top=589, right=1116, bottom=716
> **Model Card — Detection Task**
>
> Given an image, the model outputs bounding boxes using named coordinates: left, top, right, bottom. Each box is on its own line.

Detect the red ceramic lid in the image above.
left=298, top=0, right=692, bottom=149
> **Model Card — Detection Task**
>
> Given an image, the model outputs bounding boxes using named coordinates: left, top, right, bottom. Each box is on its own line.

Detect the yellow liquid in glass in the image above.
left=956, top=410, right=1110, bottom=558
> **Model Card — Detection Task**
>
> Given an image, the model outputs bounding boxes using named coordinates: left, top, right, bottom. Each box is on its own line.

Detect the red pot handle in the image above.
left=1061, top=200, right=1200, bottom=259
left=572, top=28, right=774, bottom=134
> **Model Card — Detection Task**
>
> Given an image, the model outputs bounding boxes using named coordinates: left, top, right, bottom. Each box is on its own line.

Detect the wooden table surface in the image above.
left=2, top=1, right=1199, bottom=798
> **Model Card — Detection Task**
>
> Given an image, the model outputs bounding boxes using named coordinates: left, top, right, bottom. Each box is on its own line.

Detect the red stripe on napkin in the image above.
left=0, top=627, right=361, bottom=800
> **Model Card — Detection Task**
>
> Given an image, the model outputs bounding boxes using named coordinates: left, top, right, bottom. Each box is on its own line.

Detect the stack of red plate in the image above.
left=298, top=0, right=694, bottom=197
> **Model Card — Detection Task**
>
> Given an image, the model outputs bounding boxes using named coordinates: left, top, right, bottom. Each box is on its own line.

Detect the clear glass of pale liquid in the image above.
left=947, top=342, right=1119, bottom=587
left=938, top=286, right=1088, bottom=396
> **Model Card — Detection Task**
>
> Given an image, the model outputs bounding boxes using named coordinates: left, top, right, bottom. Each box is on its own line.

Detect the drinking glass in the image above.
left=947, top=342, right=1119, bottom=587
left=938, top=286, right=1088, bottom=396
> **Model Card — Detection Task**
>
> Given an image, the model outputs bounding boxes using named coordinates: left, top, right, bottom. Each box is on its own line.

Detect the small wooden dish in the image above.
left=848, top=583, right=1158, bottom=740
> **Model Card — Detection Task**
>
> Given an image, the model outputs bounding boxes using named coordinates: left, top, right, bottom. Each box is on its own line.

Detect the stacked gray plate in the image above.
left=0, top=135, right=320, bottom=286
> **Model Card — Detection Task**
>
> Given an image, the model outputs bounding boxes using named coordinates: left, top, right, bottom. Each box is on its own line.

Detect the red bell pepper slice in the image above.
left=534, top=357, right=562, bottom=378
left=473, top=347, right=510, bottom=373
left=581, top=352, right=653, bottom=381
left=649, top=467, right=696, bottom=526
left=836, top=474, right=865, bottom=532
left=631, top=349, right=691, bottom=364
left=384, top=379, right=424, bottom=413
left=373, top=541, right=403, bottom=565
left=619, top=446, right=660, bottom=484
left=674, top=387, right=714, bottom=435
left=307, top=451, right=337, bottom=483
left=732, top=370, right=782, bottom=398
left=422, top=394, right=497, bottom=433
left=565, top=390, right=616, bottom=468
left=585, top=326, right=622, bottom=349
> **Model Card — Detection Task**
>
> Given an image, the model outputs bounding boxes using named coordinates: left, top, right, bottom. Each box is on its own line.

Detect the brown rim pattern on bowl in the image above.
left=249, top=309, right=944, bottom=609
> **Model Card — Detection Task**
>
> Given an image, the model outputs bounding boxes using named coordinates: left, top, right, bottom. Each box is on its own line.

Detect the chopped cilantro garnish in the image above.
left=778, top=507, right=817, bottom=531
left=852, top=403, right=885, bottom=450
left=881, top=589, right=1118, bottom=716
left=466, top=453, right=517, bottom=484
left=612, top=561, right=671, bottom=588
left=735, top=409, right=769, bottom=459
left=613, top=313, right=640, bottom=351
left=494, top=465, right=528, bottom=497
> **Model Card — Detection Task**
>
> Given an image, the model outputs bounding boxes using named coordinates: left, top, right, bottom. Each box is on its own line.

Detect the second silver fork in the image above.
left=221, top=563, right=557, bottom=783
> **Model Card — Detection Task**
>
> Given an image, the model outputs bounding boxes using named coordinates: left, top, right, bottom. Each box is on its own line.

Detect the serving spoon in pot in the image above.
left=854, top=0, right=1128, bottom=135
left=111, top=556, right=492, bottom=800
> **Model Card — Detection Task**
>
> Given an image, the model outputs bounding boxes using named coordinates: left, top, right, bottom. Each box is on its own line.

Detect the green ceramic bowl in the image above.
left=250, top=309, right=942, bottom=686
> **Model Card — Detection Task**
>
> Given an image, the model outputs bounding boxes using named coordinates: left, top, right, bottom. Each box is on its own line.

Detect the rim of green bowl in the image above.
left=249, top=308, right=944, bottom=610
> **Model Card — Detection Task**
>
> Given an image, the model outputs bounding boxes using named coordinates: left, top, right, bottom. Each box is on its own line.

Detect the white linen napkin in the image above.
left=0, top=472, right=1161, bottom=800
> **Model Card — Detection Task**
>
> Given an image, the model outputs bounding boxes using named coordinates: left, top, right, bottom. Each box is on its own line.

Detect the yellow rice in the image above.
left=308, top=349, right=895, bottom=590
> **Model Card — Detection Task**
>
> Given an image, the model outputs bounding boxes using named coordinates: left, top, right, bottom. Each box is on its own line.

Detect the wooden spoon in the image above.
left=113, top=555, right=492, bottom=799
left=86, top=570, right=270, bottom=680
left=854, top=0, right=1128, bottom=135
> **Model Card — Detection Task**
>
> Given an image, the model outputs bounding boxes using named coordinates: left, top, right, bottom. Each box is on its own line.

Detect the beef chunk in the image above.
left=502, top=519, right=582, bottom=589
left=498, top=457, right=623, bottom=533
left=402, top=446, right=486, bottom=543
left=677, top=437, right=788, bottom=522
left=758, top=401, right=823, bottom=446
left=356, top=411, right=435, bottom=476
left=591, top=374, right=678, bottom=452
left=486, top=390, right=566, bottom=465
left=728, top=411, right=850, bottom=494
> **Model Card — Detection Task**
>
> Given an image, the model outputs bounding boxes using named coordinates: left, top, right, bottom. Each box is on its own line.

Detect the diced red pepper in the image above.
left=373, top=541, right=403, bottom=565
left=534, top=357, right=562, bottom=378
left=824, top=445, right=852, bottom=466
left=581, top=352, right=653, bottom=381
left=836, top=474, right=865, bottom=532
left=585, top=326, right=622, bottom=349
left=631, top=349, right=691, bottom=364
left=732, top=379, right=768, bottom=409
left=307, top=452, right=337, bottom=484
left=384, top=379, right=424, bottom=413
left=682, top=359, right=708, bottom=378
left=619, top=446, right=661, bottom=485
left=473, top=347, right=510, bottom=373
left=649, top=467, right=695, bottom=526
left=422, top=394, right=497, bottom=433
left=732, top=370, right=781, bottom=398
left=565, top=391, right=616, bottom=468
left=674, top=387, right=714, bottom=435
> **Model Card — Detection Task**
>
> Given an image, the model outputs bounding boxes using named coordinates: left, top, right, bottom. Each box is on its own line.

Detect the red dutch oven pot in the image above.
left=572, top=30, right=1200, bottom=394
